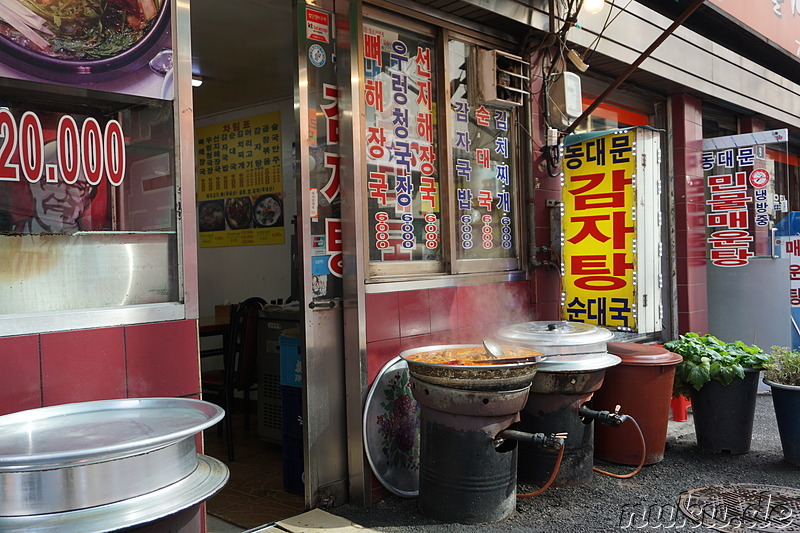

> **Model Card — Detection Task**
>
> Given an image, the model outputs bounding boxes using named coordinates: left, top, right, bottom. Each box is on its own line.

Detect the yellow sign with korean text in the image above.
left=561, top=130, right=637, bottom=330
left=196, top=112, right=284, bottom=247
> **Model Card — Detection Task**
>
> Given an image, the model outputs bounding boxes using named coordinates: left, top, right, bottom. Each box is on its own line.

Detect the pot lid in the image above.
left=363, top=357, right=419, bottom=498
left=493, top=321, right=614, bottom=356
left=538, top=352, right=622, bottom=372
left=606, top=342, right=683, bottom=366
left=1, top=454, right=228, bottom=533
left=0, top=398, right=223, bottom=470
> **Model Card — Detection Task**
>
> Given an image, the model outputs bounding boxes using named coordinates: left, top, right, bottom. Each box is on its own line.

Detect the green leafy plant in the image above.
left=765, top=346, right=800, bottom=387
left=665, top=332, right=771, bottom=397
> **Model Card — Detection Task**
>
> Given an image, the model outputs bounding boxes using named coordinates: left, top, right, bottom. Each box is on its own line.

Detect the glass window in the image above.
left=0, top=82, right=178, bottom=315
left=362, top=17, right=523, bottom=279
left=448, top=40, right=517, bottom=263
left=363, top=21, right=443, bottom=274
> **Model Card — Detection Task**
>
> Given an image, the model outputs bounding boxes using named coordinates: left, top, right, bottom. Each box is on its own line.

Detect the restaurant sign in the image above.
left=561, top=128, right=663, bottom=333
left=701, top=129, right=788, bottom=267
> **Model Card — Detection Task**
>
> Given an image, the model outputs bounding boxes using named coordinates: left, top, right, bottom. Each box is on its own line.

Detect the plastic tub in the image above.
left=592, top=342, right=682, bottom=465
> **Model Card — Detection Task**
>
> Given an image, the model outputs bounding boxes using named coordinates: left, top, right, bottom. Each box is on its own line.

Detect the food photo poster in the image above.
left=0, top=0, right=174, bottom=100
left=196, top=112, right=285, bottom=248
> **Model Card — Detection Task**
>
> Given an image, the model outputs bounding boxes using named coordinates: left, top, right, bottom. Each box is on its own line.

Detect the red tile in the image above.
left=0, top=335, right=41, bottom=415
left=429, top=287, right=458, bottom=333
left=41, top=327, right=126, bottom=406
left=678, top=309, right=708, bottom=336
left=365, top=293, right=400, bottom=342
left=532, top=300, right=560, bottom=321
left=457, top=284, right=498, bottom=328
left=457, top=326, right=486, bottom=344
left=675, top=251, right=708, bottom=288
left=400, top=334, right=433, bottom=351
left=673, top=148, right=688, bottom=181
left=534, top=268, right=562, bottom=303
left=366, top=338, right=402, bottom=386
left=677, top=283, right=708, bottom=315
left=126, top=320, right=200, bottom=398
left=428, top=330, right=460, bottom=345
left=398, top=290, right=431, bottom=338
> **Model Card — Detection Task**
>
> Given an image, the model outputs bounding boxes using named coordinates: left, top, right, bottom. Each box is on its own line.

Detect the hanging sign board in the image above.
left=562, top=129, right=637, bottom=331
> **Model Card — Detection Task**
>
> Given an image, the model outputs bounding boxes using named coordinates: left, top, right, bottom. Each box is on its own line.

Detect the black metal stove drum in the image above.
left=399, top=321, right=632, bottom=524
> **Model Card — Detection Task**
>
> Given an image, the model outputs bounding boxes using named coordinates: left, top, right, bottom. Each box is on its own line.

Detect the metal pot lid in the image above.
left=363, top=357, right=420, bottom=498
left=606, top=342, right=683, bottom=366
left=493, top=321, right=614, bottom=356
left=0, top=454, right=228, bottom=533
left=537, top=352, right=622, bottom=372
left=0, top=398, right=223, bottom=470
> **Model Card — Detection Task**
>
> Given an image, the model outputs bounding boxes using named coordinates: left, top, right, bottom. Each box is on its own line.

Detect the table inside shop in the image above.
left=199, top=315, right=230, bottom=357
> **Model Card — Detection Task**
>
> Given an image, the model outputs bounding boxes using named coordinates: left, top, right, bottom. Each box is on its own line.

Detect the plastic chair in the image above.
left=202, top=296, right=266, bottom=461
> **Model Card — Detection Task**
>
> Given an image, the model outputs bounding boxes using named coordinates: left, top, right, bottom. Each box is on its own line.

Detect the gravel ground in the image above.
left=333, top=392, right=799, bottom=532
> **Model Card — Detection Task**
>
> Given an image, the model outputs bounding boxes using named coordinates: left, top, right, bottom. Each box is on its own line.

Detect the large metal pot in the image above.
left=399, top=344, right=542, bottom=391
left=0, top=397, right=228, bottom=533
left=492, top=321, right=621, bottom=486
left=494, top=321, right=619, bottom=391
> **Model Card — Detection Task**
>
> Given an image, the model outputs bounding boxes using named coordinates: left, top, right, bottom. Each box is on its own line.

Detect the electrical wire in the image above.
left=582, top=0, right=633, bottom=63
left=517, top=444, right=566, bottom=498
left=592, top=415, right=646, bottom=479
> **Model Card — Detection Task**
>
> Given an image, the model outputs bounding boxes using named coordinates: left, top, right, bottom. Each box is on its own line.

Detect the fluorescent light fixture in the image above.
left=583, top=0, right=605, bottom=14
left=191, top=76, right=203, bottom=87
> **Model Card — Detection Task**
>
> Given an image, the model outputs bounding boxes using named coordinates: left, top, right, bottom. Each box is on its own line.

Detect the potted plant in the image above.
left=764, top=346, right=800, bottom=466
left=664, top=332, right=771, bottom=454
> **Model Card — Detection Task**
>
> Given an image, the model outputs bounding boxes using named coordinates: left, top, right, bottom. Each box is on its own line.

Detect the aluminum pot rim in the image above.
left=0, top=397, right=223, bottom=470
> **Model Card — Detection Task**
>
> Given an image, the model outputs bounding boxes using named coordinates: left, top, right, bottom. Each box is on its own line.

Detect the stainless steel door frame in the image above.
left=293, top=0, right=349, bottom=508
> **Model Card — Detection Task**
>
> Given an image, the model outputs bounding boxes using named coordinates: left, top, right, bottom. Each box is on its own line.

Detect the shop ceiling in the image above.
left=189, top=0, right=293, bottom=118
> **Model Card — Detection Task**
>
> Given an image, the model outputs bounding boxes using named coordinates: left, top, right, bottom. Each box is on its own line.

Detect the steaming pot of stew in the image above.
left=399, top=344, right=543, bottom=391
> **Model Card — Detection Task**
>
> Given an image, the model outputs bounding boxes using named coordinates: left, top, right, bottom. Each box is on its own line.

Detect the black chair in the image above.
left=202, top=296, right=266, bottom=461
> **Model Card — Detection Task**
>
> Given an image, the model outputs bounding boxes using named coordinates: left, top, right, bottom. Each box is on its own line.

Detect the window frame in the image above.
left=361, top=10, right=527, bottom=283
left=0, top=78, right=190, bottom=337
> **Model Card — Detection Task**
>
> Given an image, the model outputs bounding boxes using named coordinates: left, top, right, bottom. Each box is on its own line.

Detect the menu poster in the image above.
left=0, top=0, right=173, bottom=100
left=196, top=112, right=284, bottom=248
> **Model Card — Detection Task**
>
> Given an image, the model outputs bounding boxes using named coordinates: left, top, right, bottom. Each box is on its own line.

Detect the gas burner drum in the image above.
left=493, top=321, right=622, bottom=486
left=399, top=344, right=545, bottom=524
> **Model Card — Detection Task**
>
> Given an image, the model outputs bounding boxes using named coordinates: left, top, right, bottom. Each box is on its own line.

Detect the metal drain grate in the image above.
left=678, top=484, right=800, bottom=532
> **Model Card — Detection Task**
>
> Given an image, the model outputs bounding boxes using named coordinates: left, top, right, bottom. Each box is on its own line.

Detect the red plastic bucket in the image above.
left=592, top=342, right=682, bottom=465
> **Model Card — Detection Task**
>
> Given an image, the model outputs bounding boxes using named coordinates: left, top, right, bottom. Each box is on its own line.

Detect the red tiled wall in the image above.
left=365, top=281, right=533, bottom=386
left=671, top=94, right=708, bottom=334
left=0, top=320, right=200, bottom=416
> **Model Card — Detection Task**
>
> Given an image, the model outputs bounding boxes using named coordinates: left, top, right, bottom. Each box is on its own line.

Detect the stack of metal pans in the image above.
left=0, top=397, right=229, bottom=533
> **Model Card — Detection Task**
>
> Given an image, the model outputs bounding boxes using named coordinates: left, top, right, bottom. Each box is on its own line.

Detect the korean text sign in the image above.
left=701, top=129, right=788, bottom=267
left=450, top=41, right=515, bottom=260
left=562, top=130, right=637, bottom=330
left=363, top=22, right=441, bottom=262
left=196, top=112, right=284, bottom=248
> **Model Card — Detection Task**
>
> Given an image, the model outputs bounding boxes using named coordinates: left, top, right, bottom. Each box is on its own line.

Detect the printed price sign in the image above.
left=0, top=110, right=126, bottom=187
